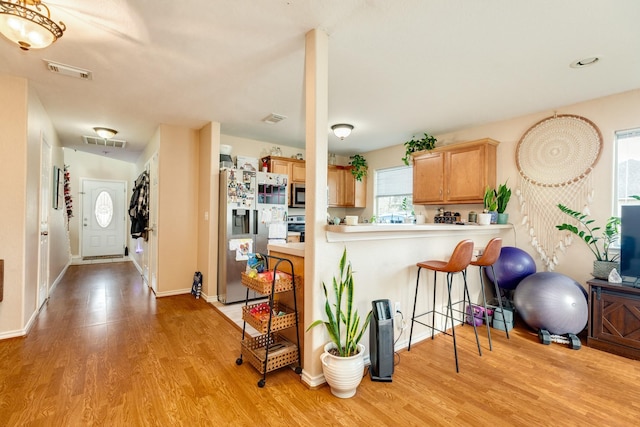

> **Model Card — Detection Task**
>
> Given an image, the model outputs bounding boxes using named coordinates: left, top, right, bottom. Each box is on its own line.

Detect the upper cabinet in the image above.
left=263, top=156, right=306, bottom=183
left=412, top=138, right=499, bottom=205
left=328, top=166, right=366, bottom=208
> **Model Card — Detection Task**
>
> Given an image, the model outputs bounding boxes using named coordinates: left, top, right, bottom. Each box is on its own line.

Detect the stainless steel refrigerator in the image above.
left=218, top=169, right=288, bottom=304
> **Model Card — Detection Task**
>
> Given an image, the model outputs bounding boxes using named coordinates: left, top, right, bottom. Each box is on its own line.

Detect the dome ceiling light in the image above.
left=331, top=123, right=354, bottom=140
left=0, top=0, right=66, bottom=50
left=93, top=127, right=118, bottom=140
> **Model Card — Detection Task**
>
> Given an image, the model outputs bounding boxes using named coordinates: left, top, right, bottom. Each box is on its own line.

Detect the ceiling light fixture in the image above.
left=570, top=56, right=600, bottom=69
left=0, top=0, right=66, bottom=50
left=331, top=123, right=354, bottom=140
left=93, top=127, right=118, bottom=140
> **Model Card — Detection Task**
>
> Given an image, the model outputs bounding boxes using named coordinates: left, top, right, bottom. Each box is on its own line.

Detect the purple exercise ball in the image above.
left=513, top=272, right=588, bottom=335
left=484, top=246, right=537, bottom=290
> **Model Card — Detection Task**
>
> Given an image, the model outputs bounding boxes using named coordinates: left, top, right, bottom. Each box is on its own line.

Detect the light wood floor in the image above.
left=1, top=262, right=640, bottom=426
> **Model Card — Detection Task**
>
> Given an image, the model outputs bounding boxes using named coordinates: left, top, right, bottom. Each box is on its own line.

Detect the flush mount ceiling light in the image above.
left=0, top=0, right=66, bottom=50
left=570, top=56, right=600, bottom=69
left=331, top=123, right=354, bottom=140
left=93, top=127, right=118, bottom=140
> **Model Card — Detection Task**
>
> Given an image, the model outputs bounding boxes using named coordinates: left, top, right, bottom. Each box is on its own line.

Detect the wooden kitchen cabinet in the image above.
left=587, top=279, right=640, bottom=360
left=412, top=138, right=499, bottom=205
left=262, top=156, right=305, bottom=183
left=327, top=166, right=366, bottom=208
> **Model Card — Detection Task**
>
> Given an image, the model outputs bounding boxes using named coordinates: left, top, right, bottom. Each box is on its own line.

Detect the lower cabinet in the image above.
left=587, top=279, right=640, bottom=360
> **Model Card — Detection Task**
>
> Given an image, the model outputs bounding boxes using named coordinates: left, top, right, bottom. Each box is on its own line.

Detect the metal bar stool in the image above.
left=470, top=237, right=510, bottom=348
left=408, top=239, right=481, bottom=372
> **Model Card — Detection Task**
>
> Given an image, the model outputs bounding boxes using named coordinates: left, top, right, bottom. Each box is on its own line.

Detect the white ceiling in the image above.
left=1, top=0, right=639, bottom=163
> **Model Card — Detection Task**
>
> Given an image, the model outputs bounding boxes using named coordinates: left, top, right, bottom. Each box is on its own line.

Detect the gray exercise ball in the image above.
left=513, top=272, right=588, bottom=335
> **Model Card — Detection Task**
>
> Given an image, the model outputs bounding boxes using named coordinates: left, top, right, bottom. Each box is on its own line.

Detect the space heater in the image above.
left=369, top=299, right=394, bottom=382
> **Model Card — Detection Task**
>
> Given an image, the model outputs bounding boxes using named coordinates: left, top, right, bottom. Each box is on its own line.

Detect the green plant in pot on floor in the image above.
left=556, top=204, right=620, bottom=279
left=307, top=248, right=372, bottom=398
left=496, top=182, right=512, bottom=224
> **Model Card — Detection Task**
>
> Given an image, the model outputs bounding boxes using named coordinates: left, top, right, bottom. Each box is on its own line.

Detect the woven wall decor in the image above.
left=516, top=114, right=602, bottom=270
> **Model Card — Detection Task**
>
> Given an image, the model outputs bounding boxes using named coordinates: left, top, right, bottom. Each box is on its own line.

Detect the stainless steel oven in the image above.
left=290, top=183, right=305, bottom=208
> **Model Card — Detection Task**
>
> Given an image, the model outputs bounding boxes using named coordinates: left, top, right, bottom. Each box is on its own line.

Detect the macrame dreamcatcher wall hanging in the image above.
left=516, top=114, right=602, bottom=270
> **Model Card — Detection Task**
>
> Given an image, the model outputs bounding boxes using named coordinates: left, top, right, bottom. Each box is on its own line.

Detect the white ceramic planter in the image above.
left=320, top=343, right=365, bottom=398
left=477, top=213, right=492, bottom=225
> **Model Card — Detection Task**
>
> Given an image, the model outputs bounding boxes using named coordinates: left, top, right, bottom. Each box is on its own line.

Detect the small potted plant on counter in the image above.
left=496, top=182, right=512, bottom=224
left=402, top=132, right=437, bottom=165
left=306, top=248, right=372, bottom=398
left=480, top=186, right=498, bottom=224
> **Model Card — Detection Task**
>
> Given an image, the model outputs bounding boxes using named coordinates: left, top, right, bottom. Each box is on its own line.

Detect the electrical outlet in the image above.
left=395, top=301, right=401, bottom=314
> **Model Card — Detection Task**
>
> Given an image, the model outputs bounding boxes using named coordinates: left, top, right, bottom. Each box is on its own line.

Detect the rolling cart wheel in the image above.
left=258, top=379, right=265, bottom=388
left=538, top=329, right=551, bottom=345
left=236, top=358, right=243, bottom=365
left=294, top=366, right=302, bottom=374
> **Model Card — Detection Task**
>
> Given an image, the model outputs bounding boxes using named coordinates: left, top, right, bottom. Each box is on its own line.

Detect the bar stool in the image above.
left=470, top=237, right=510, bottom=348
left=408, top=239, right=481, bottom=372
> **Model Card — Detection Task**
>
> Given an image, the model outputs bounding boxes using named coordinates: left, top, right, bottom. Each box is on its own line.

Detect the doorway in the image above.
left=38, top=138, right=51, bottom=310
left=81, top=179, right=126, bottom=258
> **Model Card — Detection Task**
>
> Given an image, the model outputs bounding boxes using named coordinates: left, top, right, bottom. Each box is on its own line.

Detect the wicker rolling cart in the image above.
left=235, top=254, right=302, bottom=387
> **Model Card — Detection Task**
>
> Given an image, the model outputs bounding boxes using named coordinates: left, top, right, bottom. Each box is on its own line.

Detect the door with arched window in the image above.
left=81, top=179, right=126, bottom=258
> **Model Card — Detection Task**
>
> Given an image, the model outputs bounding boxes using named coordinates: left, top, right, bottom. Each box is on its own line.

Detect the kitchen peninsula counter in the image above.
left=326, top=223, right=513, bottom=242
left=267, top=242, right=305, bottom=258
left=267, top=242, right=305, bottom=367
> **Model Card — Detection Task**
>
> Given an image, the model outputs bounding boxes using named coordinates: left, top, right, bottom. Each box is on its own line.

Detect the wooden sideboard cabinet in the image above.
left=587, top=279, right=640, bottom=360
left=412, top=138, right=498, bottom=205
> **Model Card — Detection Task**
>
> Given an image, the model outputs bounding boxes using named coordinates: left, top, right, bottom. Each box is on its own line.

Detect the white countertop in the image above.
left=326, top=222, right=513, bottom=242
left=268, top=242, right=305, bottom=257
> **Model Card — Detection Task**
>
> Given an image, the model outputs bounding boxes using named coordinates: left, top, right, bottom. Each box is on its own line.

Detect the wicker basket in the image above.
left=242, top=301, right=297, bottom=334
left=241, top=333, right=299, bottom=374
left=240, top=271, right=298, bottom=295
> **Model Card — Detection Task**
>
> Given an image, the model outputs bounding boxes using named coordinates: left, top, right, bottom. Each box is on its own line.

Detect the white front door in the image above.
left=81, top=179, right=126, bottom=257
left=38, top=138, right=51, bottom=309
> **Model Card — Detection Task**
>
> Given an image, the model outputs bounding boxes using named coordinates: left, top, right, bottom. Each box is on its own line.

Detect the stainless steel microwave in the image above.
left=290, top=183, right=305, bottom=208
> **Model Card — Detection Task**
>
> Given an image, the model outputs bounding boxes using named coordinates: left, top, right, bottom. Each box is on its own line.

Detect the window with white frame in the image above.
left=615, top=128, right=640, bottom=215
left=375, top=166, right=413, bottom=223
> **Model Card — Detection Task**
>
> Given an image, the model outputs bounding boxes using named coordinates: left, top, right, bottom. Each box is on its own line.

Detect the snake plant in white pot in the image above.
left=307, top=248, right=372, bottom=398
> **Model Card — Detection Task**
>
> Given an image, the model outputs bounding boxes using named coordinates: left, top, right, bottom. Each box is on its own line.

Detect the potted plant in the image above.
left=349, top=154, right=368, bottom=181
left=401, top=197, right=415, bottom=223
left=556, top=204, right=620, bottom=279
left=482, top=186, right=498, bottom=224
left=307, top=248, right=372, bottom=398
left=496, top=182, right=511, bottom=224
left=402, top=132, right=437, bottom=165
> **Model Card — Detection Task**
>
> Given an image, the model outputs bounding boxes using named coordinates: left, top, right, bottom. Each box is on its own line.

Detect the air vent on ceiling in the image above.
left=44, top=60, right=92, bottom=80
left=82, top=136, right=126, bottom=148
left=262, top=113, right=287, bottom=124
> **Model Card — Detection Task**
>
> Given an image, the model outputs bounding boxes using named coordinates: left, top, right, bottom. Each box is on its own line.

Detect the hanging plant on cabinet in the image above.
left=349, top=154, right=368, bottom=182
left=402, top=132, right=437, bottom=165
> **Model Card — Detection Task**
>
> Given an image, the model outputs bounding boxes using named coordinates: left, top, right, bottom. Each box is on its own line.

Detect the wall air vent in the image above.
left=44, top=60, right=93, bottom=80
left=262, top=113, right=287, bottom=124
left=82, top=136, right=126, bottom=149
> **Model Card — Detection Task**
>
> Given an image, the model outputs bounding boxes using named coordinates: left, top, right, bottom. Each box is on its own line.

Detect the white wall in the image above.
left=0, top=76, right=70, bottom=338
